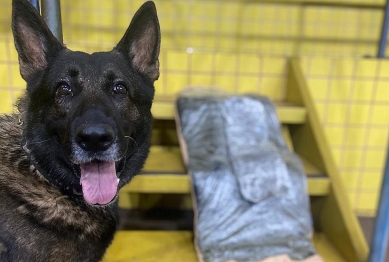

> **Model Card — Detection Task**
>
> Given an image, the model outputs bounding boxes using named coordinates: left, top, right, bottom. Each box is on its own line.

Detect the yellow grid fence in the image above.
left=0, top=0, right=388, bottom=216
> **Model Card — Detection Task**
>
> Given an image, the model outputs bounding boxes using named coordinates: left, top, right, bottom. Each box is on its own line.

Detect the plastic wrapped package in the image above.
left=175, top=88, right=322, bottom=262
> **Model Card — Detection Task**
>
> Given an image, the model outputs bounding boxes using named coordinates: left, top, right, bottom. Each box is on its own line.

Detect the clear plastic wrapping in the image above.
left=176, top=88, right=317, bottom=262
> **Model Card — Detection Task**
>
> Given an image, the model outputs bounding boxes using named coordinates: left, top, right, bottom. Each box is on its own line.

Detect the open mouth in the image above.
left=80, top=160, right=119, bottom=205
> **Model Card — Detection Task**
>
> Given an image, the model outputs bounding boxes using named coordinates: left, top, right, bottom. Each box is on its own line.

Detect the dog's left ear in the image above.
left=114, top=1, right=161, bottom=82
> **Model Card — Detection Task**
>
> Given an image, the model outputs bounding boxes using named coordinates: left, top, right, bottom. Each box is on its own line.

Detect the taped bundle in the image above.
left=175, top=88, right=323, bottom=262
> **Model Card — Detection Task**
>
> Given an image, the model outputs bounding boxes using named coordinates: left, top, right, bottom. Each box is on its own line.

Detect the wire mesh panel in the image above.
left=302, top=57, right=389, bottom=216
left=0, top=0, right=388, bottom=215
left=0, top=1, right=23, bottom=113
left=157, top=51, right=288, bottom=100
left=58, top=0, right=387, bottom=56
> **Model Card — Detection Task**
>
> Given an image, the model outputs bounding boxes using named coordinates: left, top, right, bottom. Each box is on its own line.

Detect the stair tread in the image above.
left=103, top=231, right=345, bottom=261
left=152, top=100, right=307, bottom=124
left=122, top=146, right=330, bottom=195
left=143, top=146, right=324, bottom=176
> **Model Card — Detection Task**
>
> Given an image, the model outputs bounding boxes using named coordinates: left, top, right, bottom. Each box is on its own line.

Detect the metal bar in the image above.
left=40, top=0, right=63, bottom=43
left=378, top=0, right=389, bottom=57
left=368, top=146, right=389, bottom=262
left=30, top=0, right=40, bottom=12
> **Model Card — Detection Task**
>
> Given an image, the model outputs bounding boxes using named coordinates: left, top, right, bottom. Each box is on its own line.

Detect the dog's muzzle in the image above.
left=74, top=123, right=119, bottom=205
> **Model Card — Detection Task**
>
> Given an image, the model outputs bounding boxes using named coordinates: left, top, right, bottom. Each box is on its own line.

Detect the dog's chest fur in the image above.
left=0, top=114, right=117, bottom=262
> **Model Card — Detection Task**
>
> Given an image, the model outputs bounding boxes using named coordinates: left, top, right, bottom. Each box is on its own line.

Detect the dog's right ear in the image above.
left=12, top=0, right=65, bottom=80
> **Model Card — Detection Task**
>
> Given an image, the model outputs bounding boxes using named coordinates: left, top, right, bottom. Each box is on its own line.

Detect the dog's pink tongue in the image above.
left=80, top=161, right=118, bottom=205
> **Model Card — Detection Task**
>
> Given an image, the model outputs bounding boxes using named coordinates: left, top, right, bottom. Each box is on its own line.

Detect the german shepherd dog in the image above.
left=0, top=0, right=160, bottom=260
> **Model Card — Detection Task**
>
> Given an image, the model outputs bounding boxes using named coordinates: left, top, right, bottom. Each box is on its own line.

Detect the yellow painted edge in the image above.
left=123, top=174, right=190, bottom=193
left=276, top=104, right=307, bottom=124
left=152, top=101, right=307, bottom=124
left=103, top=231, right=345, bottom=262
left=151, top=102, right=174, bottom=120
left=121, top=174, right=329, bottom=196
left=308, top=178, right=331, bottom=196
left=289, top=58, right=368, bottom=261
left=103, top=231, right=198, bottom=262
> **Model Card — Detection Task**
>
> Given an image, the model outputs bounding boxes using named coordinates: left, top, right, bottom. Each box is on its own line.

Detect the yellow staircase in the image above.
left=104, top=59, right=368, bottom=262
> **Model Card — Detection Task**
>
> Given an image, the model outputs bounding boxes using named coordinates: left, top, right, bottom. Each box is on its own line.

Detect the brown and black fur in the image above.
left=0, top=114, right=117, bottom=261
left=0, top=0, right=160, bottom=261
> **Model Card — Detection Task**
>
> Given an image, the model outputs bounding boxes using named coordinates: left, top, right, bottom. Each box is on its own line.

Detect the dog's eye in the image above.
left=56, top=83, right=72, bottom=96
left=113, top=83, right=128, bottom=95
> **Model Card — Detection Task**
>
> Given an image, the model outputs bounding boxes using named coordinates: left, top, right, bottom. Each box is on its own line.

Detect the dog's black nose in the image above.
left=76, top=124, right=115, bottom=152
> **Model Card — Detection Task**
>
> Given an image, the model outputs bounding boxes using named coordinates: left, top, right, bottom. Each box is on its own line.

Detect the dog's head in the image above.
left=12, top=0, right=160, bottom=206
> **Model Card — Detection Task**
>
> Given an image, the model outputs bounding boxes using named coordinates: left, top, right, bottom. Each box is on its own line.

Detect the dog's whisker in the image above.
left=27, top=139, right=52, bottom=145
left=55, top=195, right=68, bottom=200
left=124, top=136, right=139, bottom=152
